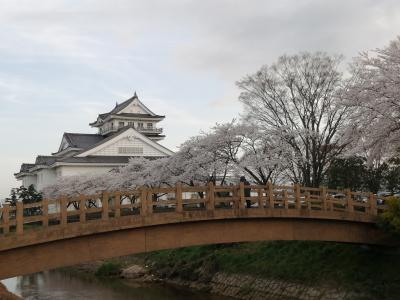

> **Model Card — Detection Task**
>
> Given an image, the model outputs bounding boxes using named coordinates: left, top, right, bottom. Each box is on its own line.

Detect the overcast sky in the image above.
left=0, top=0, right=399, bottom=199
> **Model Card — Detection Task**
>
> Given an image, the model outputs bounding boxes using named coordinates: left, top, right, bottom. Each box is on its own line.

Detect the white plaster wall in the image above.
left=36, top=169, right=57, bottom=191
left=93, top=137, right=166, bottom=157
left=22, top=175, right=37, bottom=189
left=57, top=165, right=120, bottom=177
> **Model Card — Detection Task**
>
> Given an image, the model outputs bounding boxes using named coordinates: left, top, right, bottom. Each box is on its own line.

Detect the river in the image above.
left=2, top=271, right=230, bottom=300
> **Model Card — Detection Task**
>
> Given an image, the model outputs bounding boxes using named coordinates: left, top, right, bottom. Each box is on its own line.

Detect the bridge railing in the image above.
left=0, top=183, right=387, bottom=236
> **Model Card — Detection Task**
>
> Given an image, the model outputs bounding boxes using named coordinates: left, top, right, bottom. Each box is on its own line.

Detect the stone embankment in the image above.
left=209, top=273, right=356, bottom=300
left=0, top=283, right=21, bottom=300
left=119, top=264, right=355, bottom=300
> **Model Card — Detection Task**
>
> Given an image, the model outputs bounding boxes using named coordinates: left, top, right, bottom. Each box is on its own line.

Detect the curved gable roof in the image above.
left=89, top=93, right=163, bottom=126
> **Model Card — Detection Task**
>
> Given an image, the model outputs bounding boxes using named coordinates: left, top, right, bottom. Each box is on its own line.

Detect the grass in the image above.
left=140, top=241, right=400, bottom=299
left=95, top=262, right=122, bottom=277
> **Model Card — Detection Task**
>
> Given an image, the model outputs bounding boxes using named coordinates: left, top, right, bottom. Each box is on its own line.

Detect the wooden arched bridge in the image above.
left=0, top=182, right=393, bottom=280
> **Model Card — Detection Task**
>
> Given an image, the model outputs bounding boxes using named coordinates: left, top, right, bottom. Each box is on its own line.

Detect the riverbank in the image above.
left=0, top=282, right=21, bottom=300
left=64, top=241, right=400, bottom=300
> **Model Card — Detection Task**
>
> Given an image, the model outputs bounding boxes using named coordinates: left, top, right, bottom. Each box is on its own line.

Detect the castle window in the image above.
left=138, top=123, right=144, bottom=129
left=118, top=122, right=124, bottom=128
left=147, top=123, right=153, bottom=129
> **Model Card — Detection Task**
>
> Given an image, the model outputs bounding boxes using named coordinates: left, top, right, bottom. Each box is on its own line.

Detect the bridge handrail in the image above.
left=0, top=182, right=386, bottom=236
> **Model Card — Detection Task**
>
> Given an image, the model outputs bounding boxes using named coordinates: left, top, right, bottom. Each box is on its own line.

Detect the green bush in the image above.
left=95, top=262, right=121, bottom=277
left=379, top=197, right=400, bottom=236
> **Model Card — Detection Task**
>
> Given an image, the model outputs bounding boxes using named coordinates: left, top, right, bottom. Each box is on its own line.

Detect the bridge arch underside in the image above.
left=0, top=218, right=392, bottom=280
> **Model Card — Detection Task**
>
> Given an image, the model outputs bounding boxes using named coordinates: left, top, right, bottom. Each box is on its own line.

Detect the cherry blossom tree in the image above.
left=237, top=52, right=353, bottom=187
left=163, top=125, right=238, bottom=186
left=215, top=122, right=290, bottom=184
left=42, top=120, right=291, bottom=198
left=345, top=37, right=400, bottom=161
left=42, top=171, right=114, bottom=199
left=167, top=121, right=290, bottom=185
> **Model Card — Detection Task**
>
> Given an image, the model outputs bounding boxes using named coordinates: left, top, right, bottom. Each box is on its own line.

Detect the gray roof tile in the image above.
left=19, top=163, right=35, bottom=173
left=35, top=156, right=57, bottom=166
left=64, top=133, right=105, bottom=149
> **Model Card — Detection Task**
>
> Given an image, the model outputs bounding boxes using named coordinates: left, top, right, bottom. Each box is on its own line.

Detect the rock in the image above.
left=121, top=264, right=148, bottom=279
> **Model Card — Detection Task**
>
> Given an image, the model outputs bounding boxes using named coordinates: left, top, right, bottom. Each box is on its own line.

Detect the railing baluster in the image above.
left=345, top=189, right=353, bottom=213
left=147, top=190, right=153, bottom=214
left=284, top=190, right=289, bottom=209
left=295, top=184, right=301, bottom=209
left=320, top=187, right=327, bottom=211
left=79, top=195, right=86, bottom=223
left=42, top=199, right=49, bottom=227
left=369, top=193, right=377, bottom=216
left=268, top=182, right=274, bottom=209
left=102, top=192, right=109, bottom=221
left=176, top=183, right=183, bottom=213
left=140, top=188, right=147, bottom=216
left=3, top=204, right=9, bottom=234
left=114, top=192, right=121, bottom=218
left=60, top=197, right=68, bottom=226
left=306, top=192, right=311, bottom=210
left=239, top=182, right=245, bottom=209
left=207, top=182, right=215, bottom=211
left=16, top=201, right=23, bottom=235
left=258, top=188, right=263, bottom=209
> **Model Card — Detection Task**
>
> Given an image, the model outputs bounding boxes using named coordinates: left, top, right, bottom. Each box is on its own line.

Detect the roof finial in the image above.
left=115, top=101, right=118, bottom=107
left=133, top=91, right=138, bottom=99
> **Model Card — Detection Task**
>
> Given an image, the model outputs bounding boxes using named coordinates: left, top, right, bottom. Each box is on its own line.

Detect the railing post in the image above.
left=147, top=190, right=153, bottom=214
left=140, top=188, right=147, bottom=216
left=306, top=191, right=311, bottom=210
left=207, top=182, right=215, bottom=211
left=257, top=188, right=263, bottom=209
left=268, top=182, right=274, bottom=209
left=3, top=204, right=10, bottom=234
left=60, top=197, right=68, bottom=227
left=79, top=195, right=86, bottom=223
left=102, top=192, right=109, bottom=221
left=16, top=201, right=23, bottom=235
left=369, top=193, right=377, bottom=216
left=176, top=183, right=183, bottom=213
left=114, top=192, right=121, bottom=218
left=295, top=184, right=301, bottom=209
left=239, top=182, right=245, bottom=209
left=42, top=199, right=49, bottom=227
left=345, top=189, right=353, bottom=213
left=284, top=190, right=289, bottom=209
left=320, top=186, right=327, bottom=211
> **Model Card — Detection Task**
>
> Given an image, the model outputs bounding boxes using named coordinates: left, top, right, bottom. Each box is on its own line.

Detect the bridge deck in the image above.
left=0, top=183, right=394, bottom=280
left=0, top=182, right=388, bottom=251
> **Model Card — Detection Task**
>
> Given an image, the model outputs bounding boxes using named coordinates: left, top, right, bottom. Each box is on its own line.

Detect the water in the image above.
left=2, top=271, right=229, bottom=300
